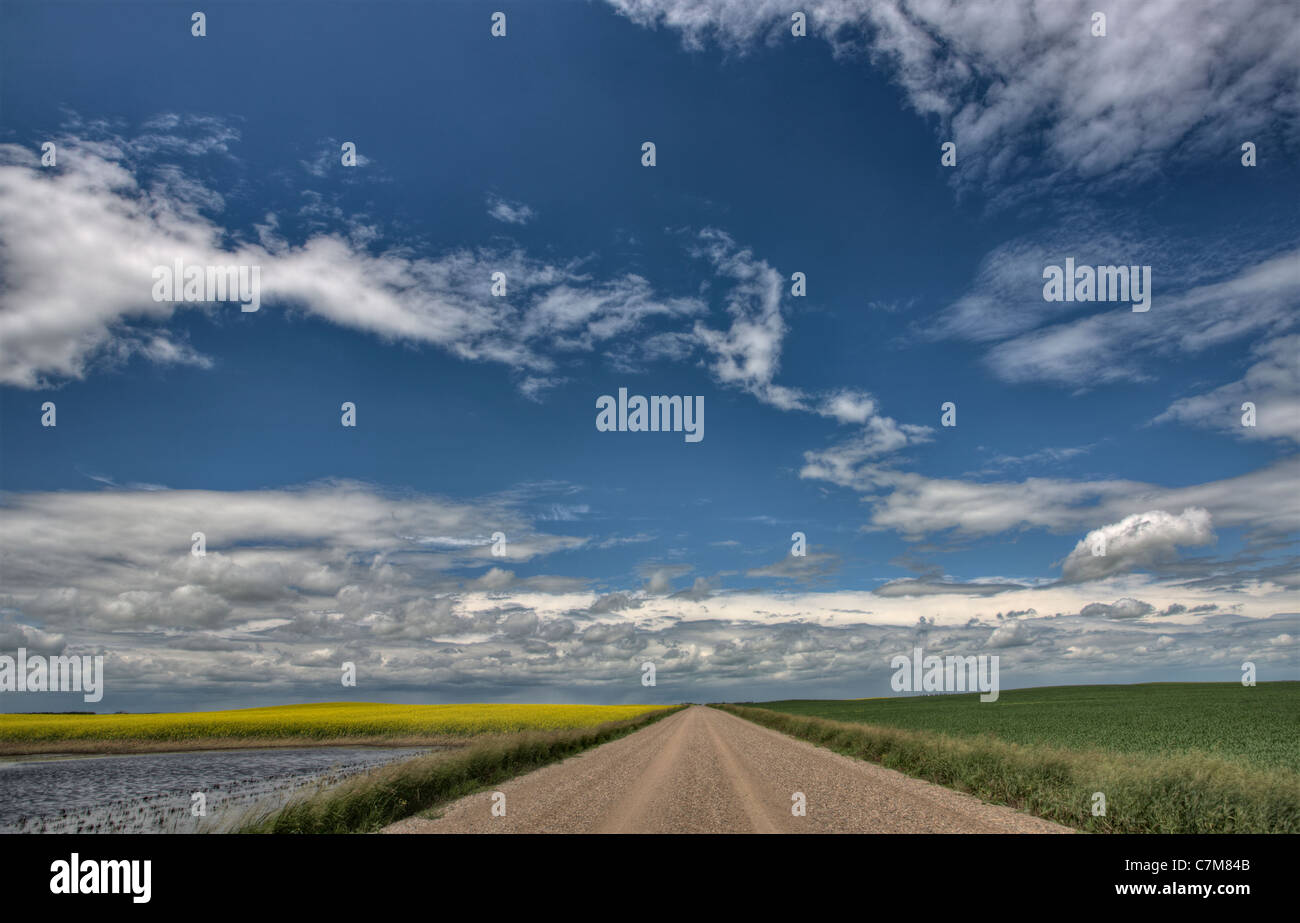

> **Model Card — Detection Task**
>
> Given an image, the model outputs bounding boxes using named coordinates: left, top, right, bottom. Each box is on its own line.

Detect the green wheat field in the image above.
left=749, top=682, right=1299, bottom=771
left=721, top=682, right=1299, bottom=832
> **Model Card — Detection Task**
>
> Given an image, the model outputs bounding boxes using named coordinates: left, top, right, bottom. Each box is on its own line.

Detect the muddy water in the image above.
left=0, top=746, right=434, bottom=833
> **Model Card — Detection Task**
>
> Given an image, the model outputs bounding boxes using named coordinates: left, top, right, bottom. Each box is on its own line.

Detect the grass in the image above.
left=236, top=705, right=685, bottom=833
left=0, top=702, right=669, bottom=755
left=748, top=683, right=1300, bottom=772
left=719, top=686, right=1300, bottom=833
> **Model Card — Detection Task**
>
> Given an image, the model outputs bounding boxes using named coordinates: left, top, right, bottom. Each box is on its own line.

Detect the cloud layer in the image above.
left=1, top=483, right=1293, bottom=705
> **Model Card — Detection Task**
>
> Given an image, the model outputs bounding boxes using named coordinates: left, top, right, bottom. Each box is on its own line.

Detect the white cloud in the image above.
left=0, top=624, right=66, bottom=655
left=0, top=483, right=585, bottom=633
left=691, top=228, right=803, bottom=410
left=0, top=484, right=1293, bottom=702
left=605, top=0, right=1300, bottom=191
left=987, top=619, right=1032, bottom=647
left=643, top=565, right=691, bottom=595
left=301, top=138, right=370, bottom=177
left=1155, top=335, right=1300, bottom=444
left=984, top=248, right=1300, bottom=388
left=1061, top=508, right=1216, bottom=582
left=818, top=389, right=878, bottom=424
left=686, top=229, right=929, bottom=452
left=486, top=194, right=536, bottom=225
left=800, top=415, right=934, bottom=484
left=802, top=456, right=1299, bottom=543
left=929, top=227, right=1186, bottom=345
left=746, top=551, right=841, bottom=581
left=875, top=576, right=1027, bottom=598
left=1078, top=597, right=1155, bottom=619
left=0, top=126, right=930, bottom=477
left=0, top=137, right=703, bottom=390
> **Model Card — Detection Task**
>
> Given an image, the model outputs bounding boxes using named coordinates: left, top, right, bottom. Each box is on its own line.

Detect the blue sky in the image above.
left=1, top=0, right=1297, bottom=710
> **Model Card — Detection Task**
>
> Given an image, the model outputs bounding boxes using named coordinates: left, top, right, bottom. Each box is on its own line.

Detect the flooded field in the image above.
left=0, top=746, right=433, bottom=833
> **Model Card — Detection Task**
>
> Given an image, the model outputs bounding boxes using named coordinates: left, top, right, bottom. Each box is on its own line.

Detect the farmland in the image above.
left=0, top=703, right=682, bottom=833
left=749, top=682, right=1300, bottom=772
left=722, top=682, right=1300, bottom=832
left=0, top=702, right=670, bottom=755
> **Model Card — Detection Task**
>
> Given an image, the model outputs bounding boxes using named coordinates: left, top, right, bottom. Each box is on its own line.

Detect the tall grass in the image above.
left=238, top=705, right=685, bottom=834
left=717, top=704, right=1300, bottom=833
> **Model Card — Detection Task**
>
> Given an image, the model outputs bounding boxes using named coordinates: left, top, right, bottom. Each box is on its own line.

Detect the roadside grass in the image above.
left=236, top=705, right=685, bottom=834
left=0, top=702, right=668, bottom=756
left=716, top=704, right=1300, bottom=833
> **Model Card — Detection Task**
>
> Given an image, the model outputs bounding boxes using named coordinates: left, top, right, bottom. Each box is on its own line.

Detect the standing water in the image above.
left=0, top=746, right=434, bottom=833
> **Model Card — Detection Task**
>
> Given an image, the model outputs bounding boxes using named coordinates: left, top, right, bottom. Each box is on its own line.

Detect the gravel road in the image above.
left=382, top=705, right=1070, bottom=834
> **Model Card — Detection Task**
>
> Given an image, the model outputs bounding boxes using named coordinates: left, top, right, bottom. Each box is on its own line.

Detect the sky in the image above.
left=0, top=0, right=1297, bottom=711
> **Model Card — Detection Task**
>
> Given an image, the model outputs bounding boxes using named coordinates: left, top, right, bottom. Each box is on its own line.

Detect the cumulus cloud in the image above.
left=0, top=624, right=67, bottom=656
left=986, top=619, right=1032, bottom=648
left=498, top=608, right=540, bottom=638
left=642, top=565, right=692, bottom=595
left=1078, top=598, right=1155, bottom=619
left=1061, top=508, right=1216, bottom=582
left=817, top=390, right=879, bottom=424
left=588, top=592, right=643, bottom=614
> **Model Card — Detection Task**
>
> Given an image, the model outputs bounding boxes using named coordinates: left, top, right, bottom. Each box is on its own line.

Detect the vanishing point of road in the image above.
left=383, top=705, right=1069, bottom=834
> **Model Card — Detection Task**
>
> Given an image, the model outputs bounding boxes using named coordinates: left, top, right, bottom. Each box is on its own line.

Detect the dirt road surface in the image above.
left=382, top=705, right=1070, bottom=834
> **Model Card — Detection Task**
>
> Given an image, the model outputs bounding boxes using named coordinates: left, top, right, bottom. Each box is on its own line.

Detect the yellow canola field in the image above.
left=0, top=702, right=668, bottom=742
